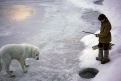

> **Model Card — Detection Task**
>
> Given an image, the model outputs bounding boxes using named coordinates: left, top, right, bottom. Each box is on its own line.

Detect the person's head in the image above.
left=98, top=14, right=106, bottom=22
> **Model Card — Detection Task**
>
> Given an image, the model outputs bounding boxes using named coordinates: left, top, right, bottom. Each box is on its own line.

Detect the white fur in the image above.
left=0, top=43, right=40, bottom=77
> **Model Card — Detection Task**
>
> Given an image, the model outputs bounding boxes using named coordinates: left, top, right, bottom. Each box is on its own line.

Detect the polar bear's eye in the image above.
left=36, top=54, right=38, bottom=56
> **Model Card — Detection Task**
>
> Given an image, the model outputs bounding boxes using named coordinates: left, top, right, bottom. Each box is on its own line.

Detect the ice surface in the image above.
left=0, top=0, right=121, bottom=81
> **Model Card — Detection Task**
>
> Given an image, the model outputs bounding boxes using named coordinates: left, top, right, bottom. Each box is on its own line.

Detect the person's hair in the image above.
left=98, top=14, right=106, bottom=21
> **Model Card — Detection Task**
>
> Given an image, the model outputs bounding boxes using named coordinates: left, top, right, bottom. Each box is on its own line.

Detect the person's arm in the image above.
left=96, top=24, right=111, bottom=37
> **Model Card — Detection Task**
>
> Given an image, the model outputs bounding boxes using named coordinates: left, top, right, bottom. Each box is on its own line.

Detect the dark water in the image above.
left=93, top=0, right=104, bottom=5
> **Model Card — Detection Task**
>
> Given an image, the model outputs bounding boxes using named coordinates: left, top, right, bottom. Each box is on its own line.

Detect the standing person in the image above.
left=95, top=14, right=112, bottom=64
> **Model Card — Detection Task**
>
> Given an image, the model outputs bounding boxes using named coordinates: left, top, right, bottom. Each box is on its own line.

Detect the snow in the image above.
left=79, top=0, right=121, bottom=81
left=102, top=0, right=121, bottom=27
left=0, top=0, right=121, bottom=81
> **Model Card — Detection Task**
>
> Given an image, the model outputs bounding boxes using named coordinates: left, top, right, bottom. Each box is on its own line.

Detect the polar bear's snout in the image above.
left=35, top=54, right=40, bottom=60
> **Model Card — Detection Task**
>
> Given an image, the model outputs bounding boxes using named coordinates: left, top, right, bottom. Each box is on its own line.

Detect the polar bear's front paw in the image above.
left=25, top=64, right=29, bottom=67
left=24, top=70, right=27, bottom=73
left=10, top=74, right=15, bottom=77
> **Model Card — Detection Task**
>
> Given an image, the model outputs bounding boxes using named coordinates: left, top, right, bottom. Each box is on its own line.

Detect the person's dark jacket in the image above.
left=97, top=18, right=112, bottom=43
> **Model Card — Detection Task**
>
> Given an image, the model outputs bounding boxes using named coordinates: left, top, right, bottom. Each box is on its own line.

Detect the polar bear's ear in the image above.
left=31, top=48, right=37, bottom=57
left=35, top=48, right=40, bottom=54
left=31, top=47, right=34, bottom=58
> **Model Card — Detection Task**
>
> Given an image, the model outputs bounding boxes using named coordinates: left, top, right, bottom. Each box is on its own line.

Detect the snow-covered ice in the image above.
left=0, top=0, right=121, bottom=81
left=79, top=0, right=121, bottom=81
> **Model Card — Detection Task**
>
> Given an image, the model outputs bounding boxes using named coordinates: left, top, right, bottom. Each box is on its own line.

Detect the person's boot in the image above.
left=96, top=48, right=103, bottom=61
left=101, top=50, right=110, bottom=64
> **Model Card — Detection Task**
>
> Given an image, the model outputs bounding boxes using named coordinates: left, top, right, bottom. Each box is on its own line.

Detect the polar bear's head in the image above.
left=31, top=46, right=40, bottom=60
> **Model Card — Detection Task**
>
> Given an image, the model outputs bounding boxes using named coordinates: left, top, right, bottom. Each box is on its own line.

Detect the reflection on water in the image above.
left=0, top=5, right=33, bottom=20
